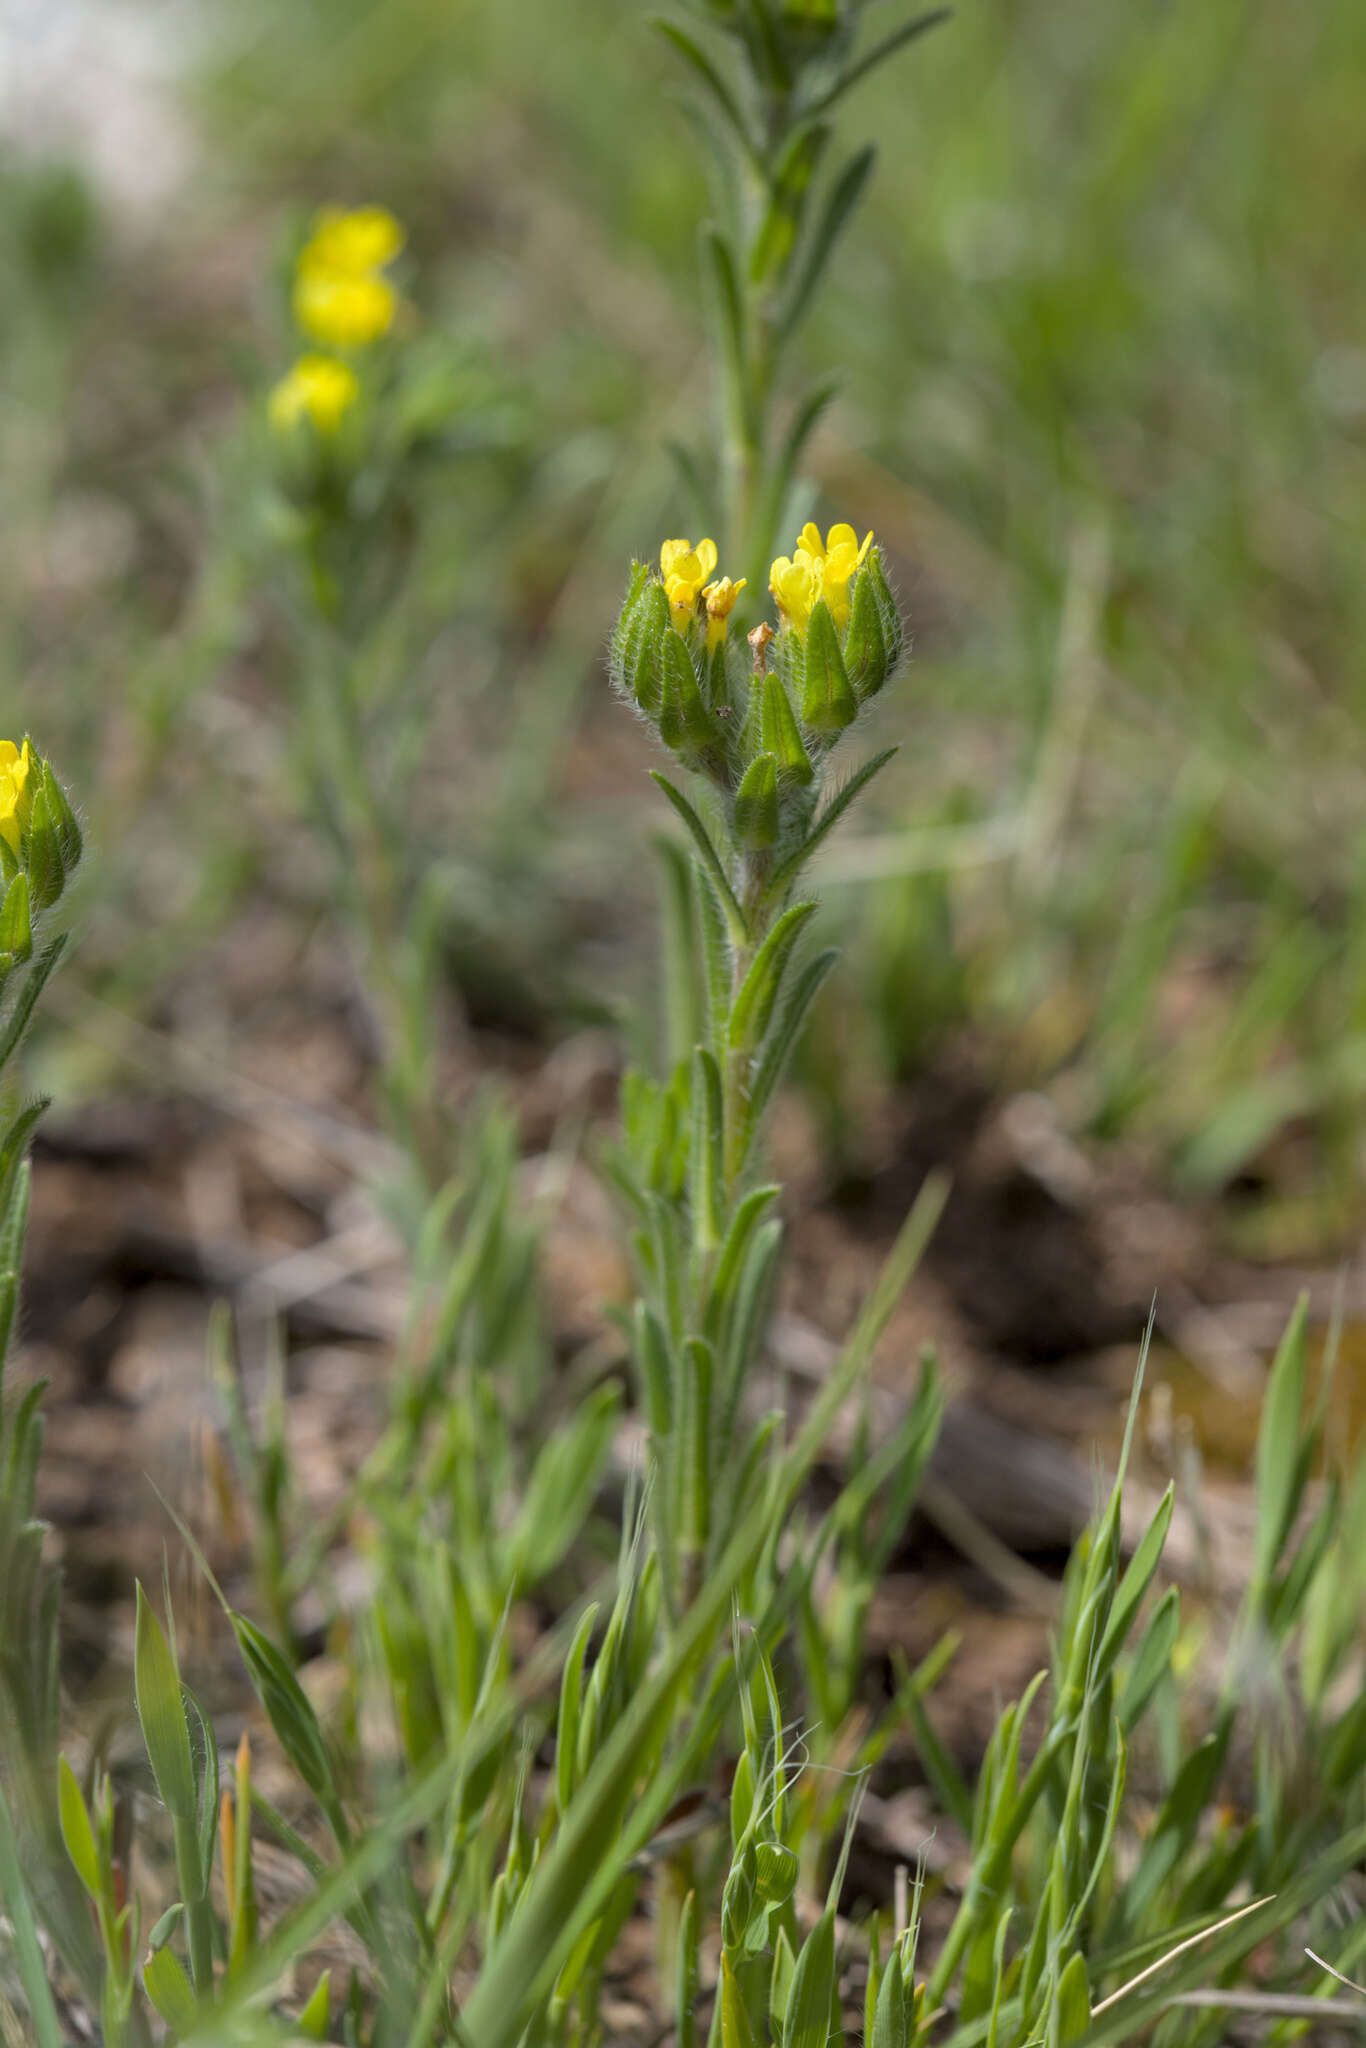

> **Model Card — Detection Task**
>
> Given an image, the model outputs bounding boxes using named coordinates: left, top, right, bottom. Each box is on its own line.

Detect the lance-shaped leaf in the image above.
left=690, top=1046, right=726, bottom=1253
left=780, top=143, right=876, bottom=344
left=750, top=121, right=829, bottom=286
left=143, top=1945, right=198, bottom=2033
left=57, top=1756, right=101, bottom=1900
left=555, top=1604, right=600, bottom=1817
left=728, top=901, right=819, bottom=1056
left=134, top=1585, right=198, bottom=1823
left=651, top=773, right=747, bottom=945
left=230, top=1613, right=340, bottom=1822
left=785, top=1907, right=839, bottom=2048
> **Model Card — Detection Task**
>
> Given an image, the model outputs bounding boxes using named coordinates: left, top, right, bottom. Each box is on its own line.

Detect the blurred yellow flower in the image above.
left=660, top=537, right=718, bottom=633
left=770, top=521, right=873, bottom=631
left=269, top=354, right=361, bottom=435
left=0, top=739, right=33, bottom=856
left=703, top=576, right=746, bottom=649
left=300, top=205, right=404, bottom=277
left=294, top=268, right=398, bottom=348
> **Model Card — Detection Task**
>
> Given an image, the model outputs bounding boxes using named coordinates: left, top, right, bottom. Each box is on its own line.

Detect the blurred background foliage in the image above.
left=5, top=0, right=1366, bottom=1251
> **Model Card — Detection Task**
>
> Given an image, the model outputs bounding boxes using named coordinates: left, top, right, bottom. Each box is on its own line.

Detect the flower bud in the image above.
left=800, top=599, right=857, bottom=735
left=734, top=753, right=780, bottom=850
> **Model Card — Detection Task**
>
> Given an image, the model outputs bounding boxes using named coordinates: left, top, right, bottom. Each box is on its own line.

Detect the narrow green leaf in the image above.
left=651, top=773, right=747, bottom=944
left=555, top=1604, right=600, bottom=1817
left=740, top=948, right=839, bottom=1159
left=750, top=121, right=829, bottom=286
left=1117, top=1586, right=1179, bottom=1731
left=135, top=1585, right=198, bottom=1823
left=728, top=901, right=819, bottom=1054
left=143, top=1944, right=199, bottom=2033
left=229, top=1613, right=338, bottom=1818
left=1054, top=1952, right=1091, bottom=2044
left=0, top=1783, right=67, bottom=2048
left=1253, top=1293, right=1309, bottom=1592
left=652, top=17, right=760, bottom=168
left=690, top=1046, right=726, bottom=1253
left=1094, top=1482, right=1174, bottom=1683
left=57, top=1756, right=101, bottom=1899
left=805, top=8, right=952, bottom=119
left=785, top=1907, right=837, bottom=2048
left=780, top=144, right=876, bottom=344
left=767, top=746, right=898, bottom=898
left=298, top=1970, right=333, bottom=2041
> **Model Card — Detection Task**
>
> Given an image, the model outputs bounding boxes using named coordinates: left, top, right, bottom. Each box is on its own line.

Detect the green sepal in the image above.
left=23, top=784, right=64, bottom=915
left=844, top=563, right=890, bottom=699
left=867, top=546, right=904, bottom=668
left=800, top=599, right=857, bottom=734
left=760, top=672, right=813, bottom=784
left=39, top=763, right=82, bottom=872
left=659, top=629, right=721, bottom=760
left=631, top=580, right=672, bottom=716
left=610, top=560, right=653, bottom=694
left=0, top=873, right=32, bottom=970
left=733, top=753, right=779, bottom=850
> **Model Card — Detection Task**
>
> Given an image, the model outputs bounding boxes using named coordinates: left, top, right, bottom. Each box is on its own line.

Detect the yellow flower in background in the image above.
left=703, top=576, right=746, bottom=650
left=269, top=353, right=361, bottom=435
left=300, top=205, right=404, bottom=277
left=660, top=537, right=718, bottom=632
left=0, top=738, right=34, bottom=855
left=292, top=202, right=404, bottom=346
left=294, top=268, right=398, bottom=348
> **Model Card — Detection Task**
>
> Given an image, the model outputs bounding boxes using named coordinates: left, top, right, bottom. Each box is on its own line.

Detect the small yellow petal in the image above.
left=695, top=538, right=718, bottom=581
left=269, top=354, right=361, bottom=435
left=660, top=538, right=694, bottom=578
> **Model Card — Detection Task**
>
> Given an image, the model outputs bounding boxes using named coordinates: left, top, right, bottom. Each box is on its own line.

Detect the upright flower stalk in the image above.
left=653, top=0, right=948, bottom=605
left=607, top=522, right=903, bottom=1610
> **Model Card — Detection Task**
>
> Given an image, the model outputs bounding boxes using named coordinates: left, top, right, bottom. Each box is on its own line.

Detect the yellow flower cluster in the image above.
left=769, top=522, right=873, bottom=631
left=294, top=204, right=403, bottom=348
left=659, top=538, right=747, bottom=648
left=270, top=205, right=404, bottom=438
left=0, top=739, right=33, bottom=856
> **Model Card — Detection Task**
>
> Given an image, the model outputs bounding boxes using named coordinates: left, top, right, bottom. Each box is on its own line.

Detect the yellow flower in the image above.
left=300, top=205, right=404, bottom=277
left=702, top=576, right=746, bottom=650
left=660, top=537, right=718, bottom=633
left=768, top=553, right=819, bottom=631
left=770, top=521, right=873, bottom=631
left=0, top=738, right=34, bottom=856
left=293, top=267, right=398, bottom=348
left=269, top=354, right=361, bottom=435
